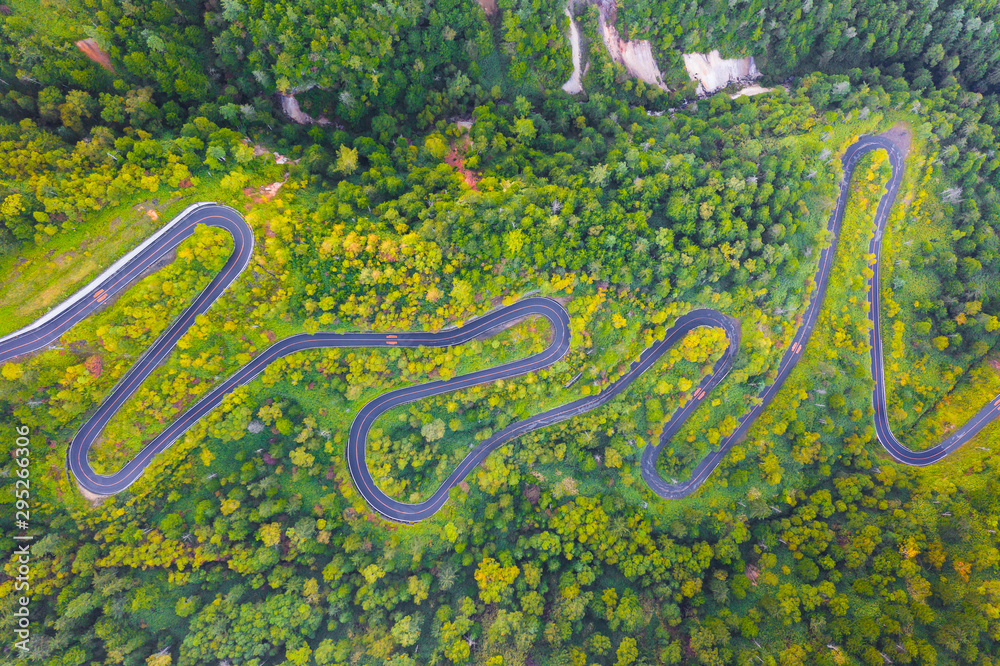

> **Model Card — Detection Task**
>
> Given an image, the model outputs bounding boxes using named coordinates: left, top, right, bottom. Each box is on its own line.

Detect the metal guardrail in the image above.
left=0, top=201, right=216, bottom=345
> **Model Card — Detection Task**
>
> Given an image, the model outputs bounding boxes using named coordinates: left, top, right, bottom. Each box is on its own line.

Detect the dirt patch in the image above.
left=76, top=38, right=114, bottom=72
left=138, top=247, right=178, bottom=282
left=879, top=122, right=913, bottom=160
left=731, top=85, right=772, bottom=100
left=53, top=250, right=78, bottom=268
left=76, top=480, right=111, bottom=504
left=243, top=177, right=288, bottom=204
left=476, top=0, right=497, bottom=15
left=444, top=134, right=480, bottom=190
left=132, top=199, right=175, bottom=221
left=550, top=295, right=573, bottom=307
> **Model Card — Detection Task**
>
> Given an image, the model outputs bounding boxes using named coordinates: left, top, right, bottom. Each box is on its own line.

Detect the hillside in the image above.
left=3, top=1, right=1000, bottom=665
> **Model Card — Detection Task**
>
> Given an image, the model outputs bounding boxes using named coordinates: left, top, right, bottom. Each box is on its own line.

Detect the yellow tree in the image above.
left=475, top=557, right=519, bottom=604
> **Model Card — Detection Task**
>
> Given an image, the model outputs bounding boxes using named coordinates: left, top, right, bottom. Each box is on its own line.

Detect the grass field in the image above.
left=0, top=170, right=281, bottom=337
left=0, top=195, right=168, bottom=337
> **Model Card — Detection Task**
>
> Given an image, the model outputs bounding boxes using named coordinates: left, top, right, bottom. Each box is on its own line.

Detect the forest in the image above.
left=3, top=0, right=1000, bottom=664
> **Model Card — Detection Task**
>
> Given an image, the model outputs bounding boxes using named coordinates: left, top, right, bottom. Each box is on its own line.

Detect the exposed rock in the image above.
left=597, top=10, right=669, bottom=91
left=683, top=50, right=761, bottom=96
left=76, top=38, right=114, bottom=72
left=561, top=5, right=584, bottom=94
left=476, top=0, right=497, bottom=16
left=248, top=140, right=298, bottom=165
left=278, top=93, right=331, bottom=126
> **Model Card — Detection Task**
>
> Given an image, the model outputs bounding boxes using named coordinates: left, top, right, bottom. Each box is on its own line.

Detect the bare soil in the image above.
left=76, top=38, right=114, bottom=72
left=731, top=84, right=772, bottom=100
left=879, top=122, right=914, bottom=160
left=243, top=178, right=287, bottom=204
left=76, top=480, right=111, bottom=503
left=444, top=132, right=480, bottom=189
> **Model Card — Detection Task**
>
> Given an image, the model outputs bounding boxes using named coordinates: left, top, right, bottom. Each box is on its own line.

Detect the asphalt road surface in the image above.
left=863, top=138, right=1000, bottom=463
left=2, top=136, right=997, bottom=521
left=0, top=204, right=255, bottom=495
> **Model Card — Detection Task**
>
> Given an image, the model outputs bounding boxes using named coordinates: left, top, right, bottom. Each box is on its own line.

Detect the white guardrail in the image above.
left=0, top=201, right=217, bottom=345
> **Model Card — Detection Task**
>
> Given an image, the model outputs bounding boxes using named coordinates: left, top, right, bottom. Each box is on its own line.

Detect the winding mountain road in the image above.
left=1, top=135, right=997, bottom=522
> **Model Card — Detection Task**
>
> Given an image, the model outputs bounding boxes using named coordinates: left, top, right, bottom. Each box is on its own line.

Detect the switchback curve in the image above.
left=640, top=135, right=1000, bottom=497
left=864, top=140, right=1000, bottom=462
left=1, top=136, right=997, bottom=521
